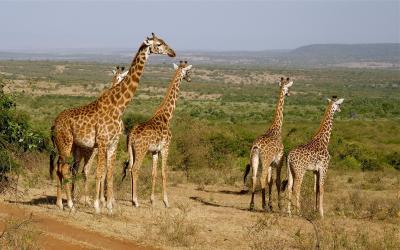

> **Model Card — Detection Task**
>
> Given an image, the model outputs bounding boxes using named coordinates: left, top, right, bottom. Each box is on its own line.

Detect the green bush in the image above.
left=0, top=87, right=47, bottom=181
left=342, top=156, right=360, bottom=169
left=360, top=157, right=382, bottom=171
left=122, top=112, right=149, bottom=134
left=386, top=152, right=400, bottom=171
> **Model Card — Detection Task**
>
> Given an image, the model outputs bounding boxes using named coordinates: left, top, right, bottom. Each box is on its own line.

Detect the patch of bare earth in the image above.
left=2, top=170, right=399, bottom=250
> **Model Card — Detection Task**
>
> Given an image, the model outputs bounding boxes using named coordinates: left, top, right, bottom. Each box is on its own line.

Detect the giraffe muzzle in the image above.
left=167, top=49, right=176, bottom=57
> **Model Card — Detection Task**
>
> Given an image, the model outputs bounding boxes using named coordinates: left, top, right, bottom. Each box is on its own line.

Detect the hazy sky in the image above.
left=0, top=1, right=399, bottom=51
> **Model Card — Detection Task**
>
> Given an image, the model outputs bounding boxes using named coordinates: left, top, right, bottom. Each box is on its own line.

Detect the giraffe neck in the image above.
left=267, top=86, right=285, bottom=136
left=312, top=103, right=335, bottom=150
left=98, top=43, right=150, bottom=115
left=154, top=69, right=183, bottom=124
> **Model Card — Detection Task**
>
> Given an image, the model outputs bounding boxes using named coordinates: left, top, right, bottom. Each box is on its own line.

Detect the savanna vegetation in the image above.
left=0, top=60, right=399, bottom=249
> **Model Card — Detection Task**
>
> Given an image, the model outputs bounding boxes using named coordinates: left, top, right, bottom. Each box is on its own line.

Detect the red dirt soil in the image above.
left=0, top=202, right=153, bottom=250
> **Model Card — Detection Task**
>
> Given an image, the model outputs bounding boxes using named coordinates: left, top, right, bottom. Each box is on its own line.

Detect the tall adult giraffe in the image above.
left=285, top=96, right=344, bottom=218
left=244, top=77, right=293, bottom=211
left=51, top=33, right=175, bottom=214
left=123, top=61, right=192, bottom=208
left=52, top=65, right=129, bottom=206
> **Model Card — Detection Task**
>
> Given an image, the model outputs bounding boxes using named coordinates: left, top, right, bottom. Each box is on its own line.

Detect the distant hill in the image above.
left=0, top=43, right=398, bottom=68
left=287, top=43, right=400, bottom=66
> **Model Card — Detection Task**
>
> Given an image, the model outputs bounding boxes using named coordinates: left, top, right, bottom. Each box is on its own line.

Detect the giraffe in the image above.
left=50, top=33, right=176, bottom=214
left=111, top=66, right=128, bottom=87
left=65, top=65, right=130, bottom=205
left=285, top=96, right=344, bottom=218
left=243, top=77, right=293, bottom=211
left=123, top=61, right=192, bottom=208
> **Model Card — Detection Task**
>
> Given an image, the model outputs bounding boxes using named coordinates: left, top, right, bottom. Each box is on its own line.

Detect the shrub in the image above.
left=122, top=112, right=149, bottom=134
left=360, top=157, right=382, bottom=171
left=386, top=152, right=400, bottom=171
left=341, top=156, right=360, bottom=169
left=0, top=87, right=47, bottom=189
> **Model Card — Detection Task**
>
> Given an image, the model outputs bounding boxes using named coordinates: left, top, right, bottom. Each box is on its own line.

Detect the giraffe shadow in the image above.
left=6, top=196, right=58, bottom=206
left=197, top=188, right=258, bottom=195
left=189, top=196, right=269, bottom=213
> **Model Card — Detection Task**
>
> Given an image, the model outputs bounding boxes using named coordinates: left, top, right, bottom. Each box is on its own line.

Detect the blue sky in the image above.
left=0, top=1, right=399, bottom=51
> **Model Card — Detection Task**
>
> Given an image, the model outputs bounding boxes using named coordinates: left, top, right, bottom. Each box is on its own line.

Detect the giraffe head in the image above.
left=173, top=60, right=193, bottom=82
left=279, top=77, right=294, bottom=96
left=111, top=66, right=128, bottom=85
left=144, top=33, right=176, bottom=57
left=328, top=96, right=344, bottom=113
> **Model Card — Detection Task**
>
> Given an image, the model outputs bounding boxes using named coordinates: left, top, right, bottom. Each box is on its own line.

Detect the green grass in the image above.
left=0, top=60, right=399, bottom=179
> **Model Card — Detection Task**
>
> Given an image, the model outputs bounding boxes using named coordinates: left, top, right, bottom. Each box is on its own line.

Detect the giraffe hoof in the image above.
left=94, top=200, right=101, bottom=214
left=132, top=201, right=139, bottom=207
left=163, top=200, right=169, bottom=208
left=56, top=200, right=63, bottom=210
left=249, top=204, right=255, bottom=211
left=107, top=208, right=113, bottom=215
left=100, top=198, right=106, bottom=208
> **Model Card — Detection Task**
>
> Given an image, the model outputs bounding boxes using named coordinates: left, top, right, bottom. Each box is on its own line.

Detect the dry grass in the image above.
left=0, top=214, right=40, bottom=250
left=141, top=202, right=200, bottom=247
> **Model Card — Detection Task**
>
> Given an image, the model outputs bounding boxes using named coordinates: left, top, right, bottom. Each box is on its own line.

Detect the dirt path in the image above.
left=0, top=202, right=152, bottom=250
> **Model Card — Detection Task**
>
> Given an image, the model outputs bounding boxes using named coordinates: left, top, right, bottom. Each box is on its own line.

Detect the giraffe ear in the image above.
left=286, top=81, right=293, bottom=87
left=112, top=70, right=116, bottom=75
left=185, top=65, right=193, bottom=70
left=336, top=98, right=344, bottom=104
left=173, top=63, right=179, bottom=70
left=327, top=98, right=332, bottom=102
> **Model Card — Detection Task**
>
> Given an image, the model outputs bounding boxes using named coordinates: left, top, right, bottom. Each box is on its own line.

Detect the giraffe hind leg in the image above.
left=161, top=144, right=170, bottom=208
left=249, top=149, right=259, bottom=211
left=260, top=157, right=273, bottom=211
left=150, top=152, right=159, bottom=205
left=130, top=146, right=146, bottom=207
left=287, top=156, right=294, bottom=216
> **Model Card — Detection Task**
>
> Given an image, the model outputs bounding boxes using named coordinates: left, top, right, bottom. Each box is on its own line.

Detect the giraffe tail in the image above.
left=121, top=134, right=134, bottom=182
left=281, top=154, right=290, bottom=192
left=243, top=163, right=251, bottom=189
left=49, top=126, right=57, bottom=180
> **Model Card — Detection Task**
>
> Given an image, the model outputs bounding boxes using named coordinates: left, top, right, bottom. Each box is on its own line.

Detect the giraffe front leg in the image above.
left=82, top=149, right=96, bottom=205
left=314, top=171, right=320, bottom=212
left=267, top=166, right=273, bottom=211
left=161, top=146, right=169, bottom=208
left=100, top=175, right=106, bottom=207
left=70, top=160, right=78, bottom=201
left=106, top=148, right=117, bottom=215
left=150, top=152, right=159, bottom=205
left=61, top=162, right=74, bottom=211
left=56, top=159, right=64, bottom=210
left=319, top=171, right=326, bottom=218
left=94, top=144, right=106, bottom=214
